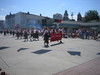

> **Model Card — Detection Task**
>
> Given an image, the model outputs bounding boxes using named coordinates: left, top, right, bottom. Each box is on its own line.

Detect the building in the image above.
left=53, top=21, right=100, bottom=33
left=6, top=12, right=15, bottom=29
left=43, top=17, right=54, bottom=27
left=5, top=12, right=54, bottom=29
left=53, top=13, right=63, bottom=20
left=0, top=20, right=4, bottom=29
left=6, top=12, right=44, bottom=29
left=63, top=10, right=69, bottom=21
left=77, top=12, right=82, bottom=22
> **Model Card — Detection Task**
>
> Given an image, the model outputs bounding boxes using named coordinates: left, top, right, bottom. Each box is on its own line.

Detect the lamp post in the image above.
left=56, top=19, right=61, bottom=29
left=71, top=12, right=74, bottom=20
left=57, top=23, right=59, bottom=29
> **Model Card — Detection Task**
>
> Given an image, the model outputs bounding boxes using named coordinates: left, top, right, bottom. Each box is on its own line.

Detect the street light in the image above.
left=56, top=19, right=62, bottom=29
left=71, top=12, right=74, bottom=20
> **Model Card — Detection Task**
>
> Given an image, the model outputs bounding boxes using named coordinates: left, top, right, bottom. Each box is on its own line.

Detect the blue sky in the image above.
left=0, top=0, right=100, bottom=20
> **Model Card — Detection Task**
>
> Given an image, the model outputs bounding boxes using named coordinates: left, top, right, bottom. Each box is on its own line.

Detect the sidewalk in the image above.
left=53, top=57, right=100, bottom=75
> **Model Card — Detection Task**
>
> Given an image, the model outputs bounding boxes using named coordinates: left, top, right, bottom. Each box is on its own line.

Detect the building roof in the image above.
left=16, top=12, right=52, bottom=19
left=53, top=21, right=100, bottom=26
left=61, top=21, right=81, bottom=25
left=53, top=13, right=62, bottom=15
left=80, top=22, right=100, bottom=26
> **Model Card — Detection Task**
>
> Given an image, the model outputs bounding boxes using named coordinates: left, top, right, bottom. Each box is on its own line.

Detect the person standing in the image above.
left=0, top=29, right=3, bottom=35
left=43, top=27, right=50, bottom=46
left=35, top=29, right=39, bottom=41
left=50, top=27, right=57, bottom=33
left=58, top=27, right=64, bottom=43
left=19, top=29, right=23, bottom=39
left=4, top=30, right=7, bottom=36
left=12, top=30, right=16, bottom=37
left=23, top=30, right=29, bottom=42
left=16, top=30, right=20, bottom=39
left=29, top=29, right=33, bottom=41
left=0, top=68, right=8, bottom=75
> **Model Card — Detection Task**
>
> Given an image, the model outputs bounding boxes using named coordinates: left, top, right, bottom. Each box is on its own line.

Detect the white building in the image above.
left=53, top=13, right=63, bottom=20
left=5, top=12, right=54, bottom=29
left=15, top=12, right=46, bottom=29
left=5, top=12, right=47, bottom=29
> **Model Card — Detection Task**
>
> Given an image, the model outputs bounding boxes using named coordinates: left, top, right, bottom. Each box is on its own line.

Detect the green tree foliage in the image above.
left=84, top=10, right=99, bottom=22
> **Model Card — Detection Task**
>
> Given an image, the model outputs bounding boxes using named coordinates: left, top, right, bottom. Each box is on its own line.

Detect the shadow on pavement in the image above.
left=0, top=47, right=10, bottom=50
left=43, top=45, right=49, bottom=48
left=51, top=42, right=64, bottom=47
left=67, top=51, right=81, bottom=56
left=97, top=53, right=100, bottom=55
left=17, top=48, right=28, bottom=52
left=32, top=49, right=52, bottom=54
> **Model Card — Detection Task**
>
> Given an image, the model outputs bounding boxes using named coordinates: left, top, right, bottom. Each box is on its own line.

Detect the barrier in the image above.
left=50, top=33, right=62, bottom=42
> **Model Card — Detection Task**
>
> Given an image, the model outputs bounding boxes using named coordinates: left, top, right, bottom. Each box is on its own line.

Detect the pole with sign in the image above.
left=56, top=19, right=61, bottom=29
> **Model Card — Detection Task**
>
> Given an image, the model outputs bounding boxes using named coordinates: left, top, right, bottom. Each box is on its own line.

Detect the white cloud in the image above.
left=11, top=6, right=20, bottom=9
left=11, top=6, right=18, bottom=9
left=0, top=15, right=5, bottom=20
left=0, top=8, right=5, bottom=11
left=58, top=3, right=65, bottom=8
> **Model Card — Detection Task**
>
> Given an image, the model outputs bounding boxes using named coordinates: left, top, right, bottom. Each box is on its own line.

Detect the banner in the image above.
left=50, top=33, right=62, bottom=42
left=57, top=20, right=62, bottom=23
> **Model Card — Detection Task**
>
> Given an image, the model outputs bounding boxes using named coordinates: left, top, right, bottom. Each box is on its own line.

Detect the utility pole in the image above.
left=71, top=12, right=74, bottom=20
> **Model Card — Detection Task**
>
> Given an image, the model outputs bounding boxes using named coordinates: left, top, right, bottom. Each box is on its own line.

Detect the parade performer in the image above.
left=23, top=30, right=29, bottom=42
left=35, top=29, right=39, bottom=41
left=16, top=30, right=20, bottom=39
left=58, top=27, right=64, bottom=43
left=43, top=27, right=50, bottom=46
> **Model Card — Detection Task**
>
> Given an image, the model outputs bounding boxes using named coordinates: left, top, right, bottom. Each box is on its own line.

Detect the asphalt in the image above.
left=0, top=34, right=100, bottom=75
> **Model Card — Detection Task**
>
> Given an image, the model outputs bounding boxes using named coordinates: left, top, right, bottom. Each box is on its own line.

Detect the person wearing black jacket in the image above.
left=4, top=30, right=7, bottom=36
left=35, top=30, right=39, bottom=41
left=24, top=30, right=29, bottom=42
left=43, top=27, right=50, bottom=46
left=16, top=30, right=20, bottom=39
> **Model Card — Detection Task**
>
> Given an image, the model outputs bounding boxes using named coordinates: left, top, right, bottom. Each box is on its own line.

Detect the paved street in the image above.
left=0, top=34, right=100, bottom=75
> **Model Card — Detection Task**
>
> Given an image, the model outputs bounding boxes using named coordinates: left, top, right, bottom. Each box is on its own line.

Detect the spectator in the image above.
left=0, top=72, right=8, bottom=75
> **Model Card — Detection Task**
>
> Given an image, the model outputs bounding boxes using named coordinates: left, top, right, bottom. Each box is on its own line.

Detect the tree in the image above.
left=84, top=10, right=99, bottom=22
left=77, top=12, right=82, bottom=21
left=99, top=16, right=100, bottom=21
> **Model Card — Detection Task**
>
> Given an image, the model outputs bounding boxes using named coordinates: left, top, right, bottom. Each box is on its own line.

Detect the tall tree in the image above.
left=84, top=10, right=99, bottom=22
left=77, top=12, right=82, bottom=21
